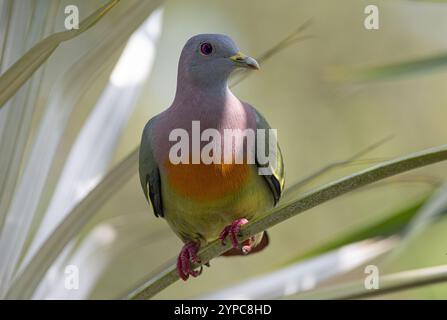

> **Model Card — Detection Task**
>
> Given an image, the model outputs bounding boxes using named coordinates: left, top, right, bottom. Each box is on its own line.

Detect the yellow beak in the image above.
left=229, top=52, right=260, bottom=70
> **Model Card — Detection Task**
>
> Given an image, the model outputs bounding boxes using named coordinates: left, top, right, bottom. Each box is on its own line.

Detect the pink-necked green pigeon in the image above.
left=139, top=34, right=284, bottom=281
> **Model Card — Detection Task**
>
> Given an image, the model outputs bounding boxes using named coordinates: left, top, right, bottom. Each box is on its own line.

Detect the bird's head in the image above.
left=177, top=34, right=259, bottom=88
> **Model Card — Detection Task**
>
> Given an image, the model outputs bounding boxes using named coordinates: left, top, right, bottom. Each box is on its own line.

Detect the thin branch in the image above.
left=287, top=264, right=447, bottom=300
left=230, top=18, right=314, bottom=87
left=126, top=143, right=447, bottom=300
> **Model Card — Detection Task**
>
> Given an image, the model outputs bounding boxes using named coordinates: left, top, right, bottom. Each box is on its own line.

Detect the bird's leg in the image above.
left=177, top=242, right=202, bottom=281
left=219, top=218, right=255, bottom=254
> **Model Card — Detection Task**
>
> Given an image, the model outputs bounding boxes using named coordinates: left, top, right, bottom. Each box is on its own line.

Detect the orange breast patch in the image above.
left=164, top=160, right=250, bottom=201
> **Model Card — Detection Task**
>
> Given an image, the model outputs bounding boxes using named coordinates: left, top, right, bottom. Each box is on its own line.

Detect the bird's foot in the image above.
left=219, top=218, right=254, bottom=254
left=177, top=242, right=202, bottom=281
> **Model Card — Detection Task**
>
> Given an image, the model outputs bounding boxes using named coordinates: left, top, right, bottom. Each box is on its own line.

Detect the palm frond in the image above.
left=0, top=0, right=120, bottom=109
left=1, top=1, right=164, bottom=299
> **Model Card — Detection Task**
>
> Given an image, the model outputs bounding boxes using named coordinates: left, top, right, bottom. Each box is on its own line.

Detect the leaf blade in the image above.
left=0, top=0, right=120, bottom=109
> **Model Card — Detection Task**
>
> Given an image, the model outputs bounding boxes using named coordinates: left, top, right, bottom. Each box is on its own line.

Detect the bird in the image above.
left=139, top=34, right=284, bottom=281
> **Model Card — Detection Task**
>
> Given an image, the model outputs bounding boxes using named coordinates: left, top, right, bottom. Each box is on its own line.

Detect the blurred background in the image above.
left=1, top=0, right=447, bottom=299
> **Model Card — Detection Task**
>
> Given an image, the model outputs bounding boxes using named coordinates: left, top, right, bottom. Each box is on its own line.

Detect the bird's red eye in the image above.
left=200, top=42, right=213, bottom=55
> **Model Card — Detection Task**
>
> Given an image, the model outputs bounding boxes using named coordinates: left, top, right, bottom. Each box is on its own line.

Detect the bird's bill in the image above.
left=229, top=52, right=260, bottom=70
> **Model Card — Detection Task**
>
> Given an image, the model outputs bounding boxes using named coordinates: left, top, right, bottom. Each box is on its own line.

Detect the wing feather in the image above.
left=252, top=107, right=285, bottom=205
left=139, top=117, right=164, bottom=218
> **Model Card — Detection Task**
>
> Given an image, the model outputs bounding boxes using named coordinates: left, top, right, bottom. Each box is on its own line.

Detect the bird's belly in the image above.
left=164, top=161, right=251, bottom=201
left=161, top=163, right=273, bottom=243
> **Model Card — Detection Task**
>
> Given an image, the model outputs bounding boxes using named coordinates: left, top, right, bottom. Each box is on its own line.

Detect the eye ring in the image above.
left=199, top=42, right=213, bottom=56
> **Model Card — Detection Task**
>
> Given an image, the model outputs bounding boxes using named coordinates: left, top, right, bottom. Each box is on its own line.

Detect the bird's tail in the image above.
left=221, top=231, right=269, bottom=257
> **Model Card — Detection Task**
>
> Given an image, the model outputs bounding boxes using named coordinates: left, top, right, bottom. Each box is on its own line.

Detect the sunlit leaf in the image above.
left=0, top=0, right=120, bottom=109
left=34, top=213, right=154, bottom=299
left=1, top=0, right=164, bottom=299
left=5, top=149, right=138, bottom=299
left=22, top=7, right=163, bottom=274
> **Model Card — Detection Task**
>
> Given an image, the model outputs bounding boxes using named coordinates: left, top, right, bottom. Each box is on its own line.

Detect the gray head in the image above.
left=177, top=34, right=259, bottom=89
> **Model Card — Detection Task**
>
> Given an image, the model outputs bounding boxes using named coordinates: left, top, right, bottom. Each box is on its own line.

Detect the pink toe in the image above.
left=242, top=245, right=252, bottom=254
left=177, top=255, right=188, bottom=281
left=219, top=226, right=231, bottom=244
left=177, top=242, right=202, bottom=281
left=229, top=230, right=239, bottom=248
left=185, top=243, right=200, bottom=263
left=220, top=218, right=249, bottom=249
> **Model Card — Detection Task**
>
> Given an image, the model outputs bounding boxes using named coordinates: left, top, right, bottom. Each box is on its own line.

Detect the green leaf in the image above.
left=378, top=183, right=447, bottom=275
left=281, top=196, right=429, bottom=266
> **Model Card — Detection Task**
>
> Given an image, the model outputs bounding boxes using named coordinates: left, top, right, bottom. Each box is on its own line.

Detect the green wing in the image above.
left=139, top=117, right=164, bottom=218
left=253, top=107, right=285, bottom=205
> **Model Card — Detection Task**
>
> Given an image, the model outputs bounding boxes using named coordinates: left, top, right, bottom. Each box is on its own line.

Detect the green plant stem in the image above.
left=126, top=144, right=447, bottom=300
left=287, top=264, right=447, bottom=300
left=230, top=19, right=313, bottom=87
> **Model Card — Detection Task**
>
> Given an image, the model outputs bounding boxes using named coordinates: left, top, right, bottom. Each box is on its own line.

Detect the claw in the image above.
left=219, top=218, right=250, bottom=251
left=176, top=242, right=202, bottom=281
